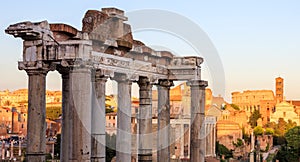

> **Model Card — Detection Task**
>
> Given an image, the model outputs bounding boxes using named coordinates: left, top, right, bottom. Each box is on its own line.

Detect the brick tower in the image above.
left=275, top=77, right=284, bottom=103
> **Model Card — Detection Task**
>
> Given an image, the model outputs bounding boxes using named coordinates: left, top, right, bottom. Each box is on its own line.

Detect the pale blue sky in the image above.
left=1, top=0, right=300, bottom=101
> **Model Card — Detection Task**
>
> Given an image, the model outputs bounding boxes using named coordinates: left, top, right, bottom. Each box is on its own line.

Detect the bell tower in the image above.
left=275, top=77, right=284, bottom=103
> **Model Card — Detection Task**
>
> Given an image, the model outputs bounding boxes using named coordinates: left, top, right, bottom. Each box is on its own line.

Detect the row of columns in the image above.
left=206, top=123, right=216, bottom=157
left=25, top=66, right=207, bottom=162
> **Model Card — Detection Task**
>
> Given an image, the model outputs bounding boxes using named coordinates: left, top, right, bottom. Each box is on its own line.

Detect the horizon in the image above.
left=1, top=1, right=300, bottom=102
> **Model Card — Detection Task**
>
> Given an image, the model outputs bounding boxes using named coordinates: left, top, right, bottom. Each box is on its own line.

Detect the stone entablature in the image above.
left=6, top=8, right=201, bottom=82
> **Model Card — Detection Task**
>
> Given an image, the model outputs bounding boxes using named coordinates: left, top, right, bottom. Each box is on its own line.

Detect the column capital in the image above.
left=187, top=80, right=208, bottom=88
left=94, top=69, right=110, bottom=82
left=57, top=66, right=71, bottom=80
left=157, top=79, right=174, bottom=88
left=113, top=73, right=134, bottom=83
left=137, top=77, right=153, bottom=89
left=25, top=68, right=49, bottom=76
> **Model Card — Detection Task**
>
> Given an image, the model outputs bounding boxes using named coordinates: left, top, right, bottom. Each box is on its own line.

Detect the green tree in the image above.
left=105, top=107, right=114, bottom=113
left=253, top=126, right=264, bottom=136
left=248, top=110, right=261, bottom=128
left=233, top=138, right=243, bottom=147
left=276, top=118, right=287, bottom=136
left=216, top=141, right=233, bottom=159
left=46, top=106, right=62, bottom=120
left=285, top=126, right=300, bottom=151
left=275, top=126, right=300, bottom=161
left=286, top=119, right=297, bottom=131
left=242, top=127, right=250, bottom=144
left=265, top=128, right=274, bottom=135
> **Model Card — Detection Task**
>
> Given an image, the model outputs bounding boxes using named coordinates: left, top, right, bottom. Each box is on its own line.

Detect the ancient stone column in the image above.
left=137, top=77, right=153, bottom=162
left=212, top=123, right=216, bottom=157
left=91, top=71, right=108, bottom=162
left=26, top=69, right=48, bottom=162
left=69, top=67, right=92, bottom=161
left=157, top=80, right=173, bottom=162
left=188, top=80, right=208, bottom=162
left=115, top=74, right=132, bottom=162
left=205, top=123, right=209, bottom=156
left=210, top=124, right=213, bottom=156
left=57, top=67, right=71, bottom=162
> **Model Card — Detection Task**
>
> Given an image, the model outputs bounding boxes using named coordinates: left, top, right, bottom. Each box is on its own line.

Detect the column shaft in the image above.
left=59, top=68, right=71, bottom=162
left=138, top=77, right=153, bottom=162
left=116, top=77, right=132, bottom=162
left=91, top=74, right=107, bottom=162
left=210, top=124, right=213, bottom=156
left=213, top=124, right=216, bottom=157
left=188, top=80, right=207, bottom=162
left=180, top=124, right=184, bottom=158
left=26, top=70, right=48, bottom=162
left=205, top=124, right=209, bottom=156
left=69, top=67, right=92, bottom=161
left=157, top=80, right=173, bottom=162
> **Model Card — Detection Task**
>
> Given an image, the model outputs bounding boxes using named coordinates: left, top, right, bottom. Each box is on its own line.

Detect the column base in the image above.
left=91, top=157, right=105, bottom=162
left=138, top=153, right=152, bottom=162
left=26, top=153, right=46, bottom=162
left=138, top=154, right=152, bottom=162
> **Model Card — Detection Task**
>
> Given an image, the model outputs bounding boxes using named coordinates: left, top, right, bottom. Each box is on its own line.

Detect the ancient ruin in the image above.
left=5, top=8, right=208, bottom=162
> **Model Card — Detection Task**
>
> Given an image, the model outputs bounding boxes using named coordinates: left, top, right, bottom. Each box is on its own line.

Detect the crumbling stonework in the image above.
left=6, top=7, right=207, bottom=162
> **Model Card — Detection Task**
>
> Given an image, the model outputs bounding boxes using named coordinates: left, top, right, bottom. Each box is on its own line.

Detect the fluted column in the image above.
left=57, top=67, right=71, bottom=162
left=157, top=80, right=173, bottom=162
left=115, top=74, right=132, bottom=162
left=69, top=67, right=92, bottom=161
left=137, top=77, right=153, bottom=162
left=188, top=80, right=208, bottom=162
left=91, top=71, right=108, bottom=162
left=26, top=69, right=48, bottom=162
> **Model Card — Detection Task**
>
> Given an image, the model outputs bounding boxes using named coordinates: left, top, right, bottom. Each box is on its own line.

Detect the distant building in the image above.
left=106, top=112, right=117, bottom=135
left=275, top=77, right=284, bottom=103
left=216, top=119, right=242, bottom=150
left=270, top=101, right=299, bottom=125
left=0, top=107, right=27, bottom=137
left=231, top=90, right=276, bottom=125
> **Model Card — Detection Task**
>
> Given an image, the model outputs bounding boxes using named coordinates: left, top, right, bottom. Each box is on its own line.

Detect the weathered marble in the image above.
left=91, top=70, right=108, bottom=162
left=115, top=74, right=132, bottom=162
left=188, top=80, right=207, bottom=162
left=68, top=66, right=93, bottom=161
left=137, top=77, right=153, bottom=162
left=57, top=67, right=71, bottom=162
left=26, top=69, right=48, bottom=162
left=5, top=7, right=207, bottom=161
left=157, top=80, right=173, bottom=162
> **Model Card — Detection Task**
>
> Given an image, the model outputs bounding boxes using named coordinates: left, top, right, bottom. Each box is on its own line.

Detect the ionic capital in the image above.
left=187, top=80, right=208, bottom=89
left=137, top=77, right=153, bottom=91
left=157, top=79, right=174, bottom=88
left=21, top=62, right=54, bottom=76
left=113, top=73, right=133, bottom=84
left=25, top=68, right=49, bottom=76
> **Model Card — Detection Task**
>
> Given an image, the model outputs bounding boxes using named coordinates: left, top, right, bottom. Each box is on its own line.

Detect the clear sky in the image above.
left=1, top=0, right=300, bottom=102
